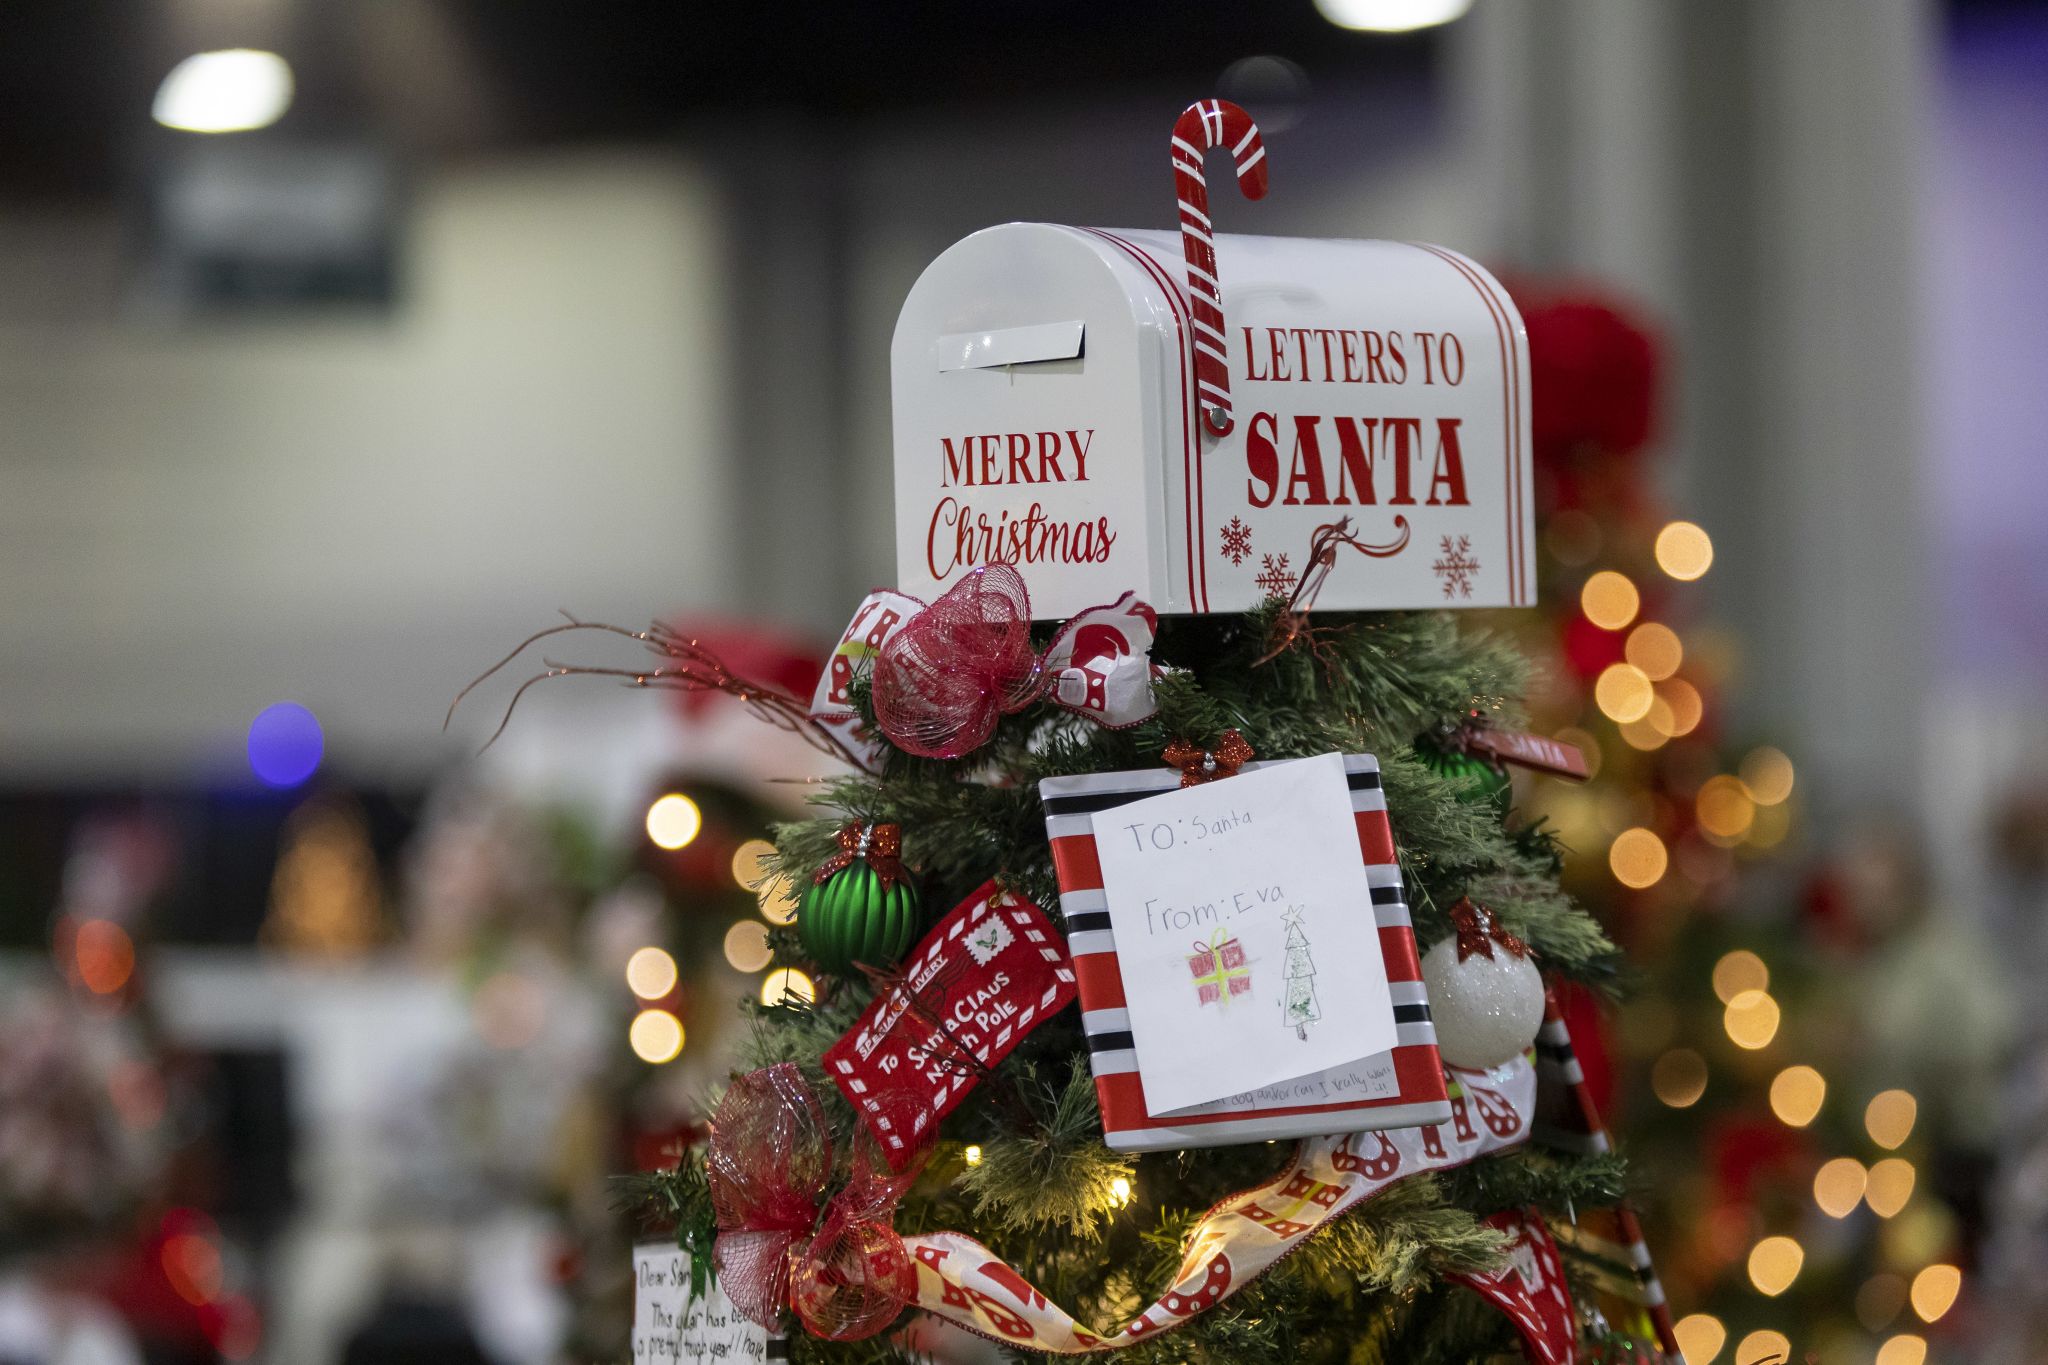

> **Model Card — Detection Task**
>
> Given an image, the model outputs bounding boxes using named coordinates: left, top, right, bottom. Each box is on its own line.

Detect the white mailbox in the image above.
left=892, top=100, right=1533, bottom=620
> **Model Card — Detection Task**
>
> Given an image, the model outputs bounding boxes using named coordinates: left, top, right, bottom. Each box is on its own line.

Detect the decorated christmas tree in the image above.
left=459, top=100, right=1679, bottom=1364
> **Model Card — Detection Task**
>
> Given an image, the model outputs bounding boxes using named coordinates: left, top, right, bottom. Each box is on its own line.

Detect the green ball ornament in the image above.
left=1416, top=737, right=1513, bottom=808
left=799, top=861, right=923, bottom=974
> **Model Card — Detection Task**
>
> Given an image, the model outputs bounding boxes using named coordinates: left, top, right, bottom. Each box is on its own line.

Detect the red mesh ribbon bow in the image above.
left=706, top=1063, right=923, bottom=1340
left=811, top=822, right=906, bottom=891
left=1162, top=730, right=1255, bottom=787
left=871, top=565, right=1042, bottom=759
left=1448, top=897, right=1529, bottom=962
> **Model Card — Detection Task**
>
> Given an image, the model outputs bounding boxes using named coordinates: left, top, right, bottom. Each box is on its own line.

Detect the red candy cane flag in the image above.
left=1170, top=98, right=1268, bottom=436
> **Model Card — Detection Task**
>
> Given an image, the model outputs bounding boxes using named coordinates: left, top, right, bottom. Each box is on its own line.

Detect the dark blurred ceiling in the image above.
left=0, top=0, right=1444, bottom=203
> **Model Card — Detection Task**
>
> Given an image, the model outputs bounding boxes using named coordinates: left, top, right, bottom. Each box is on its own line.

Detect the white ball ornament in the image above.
left=1422, top=901, right=1545, bottom=1070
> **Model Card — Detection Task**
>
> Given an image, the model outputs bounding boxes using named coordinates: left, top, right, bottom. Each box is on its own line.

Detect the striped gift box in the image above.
left=1039, top=754, right=1451, bottom=1151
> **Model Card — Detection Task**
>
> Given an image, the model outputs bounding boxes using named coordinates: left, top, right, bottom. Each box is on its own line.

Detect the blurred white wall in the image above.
left=0, top=151, right=734, bottom=784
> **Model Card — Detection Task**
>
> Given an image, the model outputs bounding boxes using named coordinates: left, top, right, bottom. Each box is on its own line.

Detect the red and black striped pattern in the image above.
left=1170, top=98, right=1268, bottom=437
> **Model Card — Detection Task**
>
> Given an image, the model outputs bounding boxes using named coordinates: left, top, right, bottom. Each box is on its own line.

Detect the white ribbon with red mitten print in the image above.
left=902, top=1058, right=1534, bottom=1353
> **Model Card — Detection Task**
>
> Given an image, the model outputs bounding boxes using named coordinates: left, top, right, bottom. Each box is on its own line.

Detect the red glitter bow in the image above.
left=1448, top=898, right=1529, bottom=962
left=1161, top=730, right=1256, bottom=787
left=707, top=1064, right=924, bottom=1340
left=811, top=822, right=906, bottom=891
left=870, top=566, right=1043, bottom=759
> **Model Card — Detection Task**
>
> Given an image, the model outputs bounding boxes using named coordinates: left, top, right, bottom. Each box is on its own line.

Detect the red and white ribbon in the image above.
left=1170, top=98, right=1269, bottom=437
left=902, top=1058, right=1534, bottom=1353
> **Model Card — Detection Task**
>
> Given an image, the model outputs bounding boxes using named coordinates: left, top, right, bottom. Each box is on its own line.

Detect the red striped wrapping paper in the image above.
left=1039, top=754, right=1451, bottom=1151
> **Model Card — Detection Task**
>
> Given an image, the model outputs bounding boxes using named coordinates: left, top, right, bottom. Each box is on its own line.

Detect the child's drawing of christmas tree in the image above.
left=1280, top=905, right=1320, bottom=1040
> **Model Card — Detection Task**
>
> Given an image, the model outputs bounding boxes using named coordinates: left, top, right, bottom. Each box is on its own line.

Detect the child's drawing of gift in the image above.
left=1188, top=930, right=1252, bottom=1007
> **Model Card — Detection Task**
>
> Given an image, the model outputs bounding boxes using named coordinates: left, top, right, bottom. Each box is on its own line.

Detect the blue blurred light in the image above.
left=247, top=702, right=323, bottom=788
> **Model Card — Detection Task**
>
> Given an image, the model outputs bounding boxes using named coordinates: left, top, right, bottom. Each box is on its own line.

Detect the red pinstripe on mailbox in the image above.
left=892, top=98, right=1533, bottom=620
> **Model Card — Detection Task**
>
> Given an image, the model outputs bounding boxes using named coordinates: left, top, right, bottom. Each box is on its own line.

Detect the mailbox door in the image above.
left=891, top=223, right=1190, bottom=619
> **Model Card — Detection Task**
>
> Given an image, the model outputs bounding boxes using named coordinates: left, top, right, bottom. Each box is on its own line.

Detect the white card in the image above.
left=1091, top=752, right=1399, bottom=1115
left=633, top=1243, right=772, bottom=1365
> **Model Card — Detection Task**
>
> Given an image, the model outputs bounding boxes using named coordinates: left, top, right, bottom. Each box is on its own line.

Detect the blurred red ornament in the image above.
left=1561, top=614, right=1629, bottom=681
left=1522, top=293, right=1661, bottom=461
left=1704, top=1113, right=1812, bottom=1208
left=660, top=618, right=824, bottom=723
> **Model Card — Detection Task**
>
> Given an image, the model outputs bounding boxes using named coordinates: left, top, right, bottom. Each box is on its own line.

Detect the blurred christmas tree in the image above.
left=1511, top=288, right=1983, bottom=1365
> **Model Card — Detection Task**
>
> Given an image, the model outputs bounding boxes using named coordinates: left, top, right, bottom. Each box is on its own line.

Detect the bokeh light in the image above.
left=1311, top=0, right=1474, bottom=34
left=1554, top=726, right=1602, bottom=780
left=74, top=918, right=137, bottom=995
left=1747, top=1235, right=1803, bottom=1296
left=1625, top=622, right=1684, bottom=680
left=1656, top=520, right=1715, bottom=580
left=161, top=1230, right=224, bottom=1306
left=1673, top=1313, right=1725, bottom=1365
left=1734, top=1330, right=1789, bottom=1365
left=760, top=967, right=816, bottom=1006
left=1865, top=1090, right=1917, bottom=1150
left=1724, top=989, right=1781, bottom=1050
left=645, top=793, right=703, bottom=850
left=1580, top=571, right=1641, bottom=630
left=1769, top=1065, right=1826, bottom=1127
left=625, top=946, right=679, bottom=1000
left=723, top=920, right=773, bottom=973
left=731, top=838, right=776, bottom=889
left=1866, top=1158, right=1915, bottom=1217
left=1712, top=950, right=1770, bottom=1003
left=1658, top=678, right=1705, bottom=736
left=1875, top=1335, right=1927, bottom=1365
left=757, top=875, right=800, bottom=926
left=1910, top=1264, right=1960, bottom=1323
left=1610, top=827, right=1669, bottom=889
left=1813, top=1158, right=1869, bottom=1218
left=247, top=702, right=323, bottom=788
left=154, top=49, right=294, bottom=133
left=1651, top=1049, right=1708, bottom=1108
left=1696, top=775, right=1756, bottom=842
left=1703, top=949, right=1769, bottom=1002
left=1595, top=663, right=1655, bottom=723
left=629, top=1008, right=685, bottom=1063
left=1739, top=746, right=1796, bottom=805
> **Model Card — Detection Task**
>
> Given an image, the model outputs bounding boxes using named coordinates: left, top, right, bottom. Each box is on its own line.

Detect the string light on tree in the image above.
left=1909, top=1264, right=1960, bottom=1323
left=1747, top=1235, right=1804, bottom=1296
left=1735, top=1331, right=1790, bottom=1365
left=1865, top=1158, right=1915, bottom=1217
left=1654, top=520, right=1714, bottom=580
left=1672, top=1314, right=1725, bottom=1365
left=759, top=967, right=815, bottom=1006
left=723, top=920, right=774, bottom=973
left=1769, top=1065, right=1826, bottom=1126
left=1865, top=1090, right=1917, bottom=1149
left=629, top=1008, right=685, bottom=1064
left=625, top=946, right=679, bottom=1000
left=645, top=793, right=703, bottom=850
left=731, top=838, right=776, bottom=889
left=962, top=1145, right=983, bottom=1168
left=1711, top=950, right=1769, bottom=1002
left=1813, top=1158, right=1869, bottom=1218
left=1723, top=989, right=1781, bottom=1049
left=1109, top=1176, right=1134, bottom=1208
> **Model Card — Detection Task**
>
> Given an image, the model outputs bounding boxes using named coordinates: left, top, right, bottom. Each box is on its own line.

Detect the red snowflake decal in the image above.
left=1255, top=553, right=1296, bottom=599
left=1432, top=535, right=1479, bottom=599
left=1219, top=516, right=1253, bottom=566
